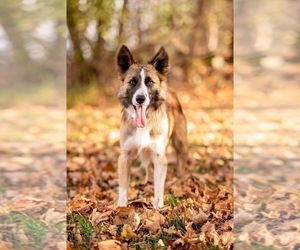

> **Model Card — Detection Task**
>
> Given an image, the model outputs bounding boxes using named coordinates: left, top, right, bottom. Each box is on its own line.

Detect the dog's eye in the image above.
left=145, top=78, right=154, bottom=87
left=129, top=79, right=136, bottom=86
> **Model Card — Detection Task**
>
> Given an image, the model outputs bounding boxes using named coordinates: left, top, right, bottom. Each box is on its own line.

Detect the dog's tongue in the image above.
left=135, top=106, right=147, bottom=128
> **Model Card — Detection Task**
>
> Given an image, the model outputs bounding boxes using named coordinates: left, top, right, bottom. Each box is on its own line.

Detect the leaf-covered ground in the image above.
left=0, top=106, right=66, bottom=250
left=67, top=78, right=233, bottom=249
left=234, top=59, right=300, bottom=249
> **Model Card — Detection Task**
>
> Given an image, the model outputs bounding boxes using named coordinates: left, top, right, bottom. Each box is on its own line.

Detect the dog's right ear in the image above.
left=117, top=45, right=136, bottom=74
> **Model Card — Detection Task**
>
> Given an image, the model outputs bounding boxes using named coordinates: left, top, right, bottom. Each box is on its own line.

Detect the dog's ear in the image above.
left=117, top=45, right=136, bottom=74
left=149, top=47, right=169, bottom=76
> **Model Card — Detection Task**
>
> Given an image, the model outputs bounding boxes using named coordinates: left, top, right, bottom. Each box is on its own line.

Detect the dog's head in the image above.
left=117, top=45, right=169, bottom=128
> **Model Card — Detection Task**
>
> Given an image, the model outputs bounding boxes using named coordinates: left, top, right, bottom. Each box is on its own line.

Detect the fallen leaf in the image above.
left=114, top=206, right=140, bottom=230
left=0, top=242, right=12, bottom=250
left=114, top=207, right=135, bottom=225
left=172, top=238, right=185, bottom=248
left=121, top=224, right=137, bottom=240
left=108, top=225, right=117, bottom=236
left=89, top=208, right=113, bottom=227
left=157, top=239, right=165, bottom=247
left=193, top=209, right=209, bottom=224
left=98, top=240, right=122, bottom=250
left=171, top=185, right=185, bottom=197
left=56, top=241, right=67, bottom=250
left=220, top=231, right=233, bottom=246
left=142, top=209, right=165, bottom=233
left=42, top=208, right=65, bottom=226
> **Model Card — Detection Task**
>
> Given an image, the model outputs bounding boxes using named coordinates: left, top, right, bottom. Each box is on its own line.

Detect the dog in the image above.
left=116, top=45, right=188, bottom=209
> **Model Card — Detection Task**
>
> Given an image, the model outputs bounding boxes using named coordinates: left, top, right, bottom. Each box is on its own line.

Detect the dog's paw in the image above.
left=154, top=199, right=164, bottom=209
left=117, top=201, right=128, bottom=207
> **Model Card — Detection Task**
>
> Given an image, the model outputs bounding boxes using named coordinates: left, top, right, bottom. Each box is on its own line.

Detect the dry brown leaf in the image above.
left=207, top=223, right=220, bottom=246
left=0, top=242, right=12, bottom=250
left=142, top=209, right=165, bottom=233
left=277, top=231, right=300, bottom=246
left=172, top=238, right=185, bottom=248
left=248, top=223, right=275, bottom=246
left=114, top=206, right=140, bottom=230
left=223, top=219, right=233, bottom=231
left=102, top=162, right=115, bottom=172
left=185, top=222, right=199, bottom=238
left=157, top=239, right=165, bottom=247
left=98, top=240, right=122, bottom=250
left=212, top=210, right=223, bottom=219
left=42, top=208, right=65, bottom=226
left=114, top=207, right=135, bottom=225
left=109, top=225, right=117, bottom=236
left=66, top=241, right=74, bottom=250
left=171, top=185, right=185, bottom=197
left=235, top=208, right=256, bottom=224
left=184, top=207, right=194, bottom=221
left=220, top=231, right=233, bottom=246
left=163, top=225, right=178, bottom=235
left=6, top=198, right=49, bottom=212
left=56, top=241, right=67, bottom=250
left=71, top=199, right=94, bottom=212
left=199, top=221, right=220, bottom=246
left=121, top=224, right=137, bottom=240
left=128, top=188, right=139, bottom=200
left=89, top=208, right=113, bottom=227
left=193, top=209, right=209, bottom=224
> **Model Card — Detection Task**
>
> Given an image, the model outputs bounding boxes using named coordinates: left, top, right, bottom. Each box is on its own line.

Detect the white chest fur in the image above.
left=123, top=124, right=168, bottom=157
left=123, top=126, right=152, bottom=154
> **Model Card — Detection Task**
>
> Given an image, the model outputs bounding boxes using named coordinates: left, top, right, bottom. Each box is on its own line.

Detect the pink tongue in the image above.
left=135, top=106, right=147, bottom=128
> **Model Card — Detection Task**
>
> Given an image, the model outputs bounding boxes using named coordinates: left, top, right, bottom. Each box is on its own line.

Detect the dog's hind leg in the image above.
left=118, top=152, right=132, bottom=206
left=171, top=115, right=188, bottom=177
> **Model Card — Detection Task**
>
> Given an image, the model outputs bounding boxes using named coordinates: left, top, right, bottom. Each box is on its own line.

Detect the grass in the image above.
left=206, top=244, right=221, bottom=250
left=19, top=216, right=49, bottom=248
left=67, top=212, right=94, bottom=250
left=164, top=194, right=181, bottom=208
left=197, top=166, right=209, bottom=174
left=167, top=213, right=186, bottom=234
left=0, top=212, right=49, bottom=249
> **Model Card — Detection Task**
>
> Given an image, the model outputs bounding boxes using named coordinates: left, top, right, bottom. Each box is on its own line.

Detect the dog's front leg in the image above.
left=153, top=155, right=168, bottom=209
left=118, top=152, right=131, bottom=206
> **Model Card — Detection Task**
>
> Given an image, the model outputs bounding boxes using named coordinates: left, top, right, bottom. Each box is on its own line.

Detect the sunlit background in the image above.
left=67, top=0, right=233, bottom=107
left=234, top=0, right=300, bottom=249
left=0, top=0, right=66, bottom=249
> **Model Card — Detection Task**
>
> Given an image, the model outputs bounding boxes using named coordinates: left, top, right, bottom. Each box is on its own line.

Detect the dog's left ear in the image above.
left=149, top=47, right=169, bottom=76
left=117, top=45, right=136, bottom=74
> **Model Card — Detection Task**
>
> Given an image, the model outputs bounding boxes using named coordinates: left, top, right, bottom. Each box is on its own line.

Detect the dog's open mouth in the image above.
left=133, top=105, right=147, bottom=128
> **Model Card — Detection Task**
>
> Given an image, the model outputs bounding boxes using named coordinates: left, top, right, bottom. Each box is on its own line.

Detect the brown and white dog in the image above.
left=116, top=45, right=188, bottom=208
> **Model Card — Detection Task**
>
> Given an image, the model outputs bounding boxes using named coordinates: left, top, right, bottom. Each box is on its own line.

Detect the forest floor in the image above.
left=234, top=59, right=300, bottom=249
left=66, top=72, right=234, bottom=250
left=0, top=105, right=66, bottom=250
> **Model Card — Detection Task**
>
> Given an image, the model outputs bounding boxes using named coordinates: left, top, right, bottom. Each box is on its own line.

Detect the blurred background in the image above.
left=234, top=0, right=300, bottom=249
left=0, top=0, right=65, bottom=106
left=67, top=0, right=233, bottom=107
left=0, top=0, right=66, bottom=249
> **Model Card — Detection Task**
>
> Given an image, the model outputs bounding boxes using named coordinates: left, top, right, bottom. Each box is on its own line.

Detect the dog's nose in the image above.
left=136, top=95, right=146, bottom=104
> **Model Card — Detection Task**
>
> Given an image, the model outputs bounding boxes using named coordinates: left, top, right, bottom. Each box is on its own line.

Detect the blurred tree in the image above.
left=0, top=0, right=65, bottom=87
left=67, top=0, right=233, bottom=88
left=67, top=0, right=114, bottom=86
